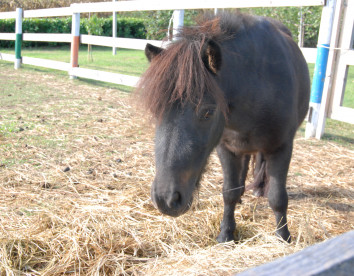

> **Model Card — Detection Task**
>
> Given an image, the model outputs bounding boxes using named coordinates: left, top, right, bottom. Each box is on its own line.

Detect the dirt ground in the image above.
left=0, top=62, right=353, bottom=275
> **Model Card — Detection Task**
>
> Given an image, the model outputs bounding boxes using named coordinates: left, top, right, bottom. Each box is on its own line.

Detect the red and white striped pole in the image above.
left=70, top=12, right=80, bottom=79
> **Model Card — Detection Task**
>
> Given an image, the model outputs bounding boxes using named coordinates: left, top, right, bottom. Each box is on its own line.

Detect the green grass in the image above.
left=0, top=45, right=149, bottom=77
left=343, top=66, right=354, bottom=108
left=0, top=61, right=125, bottom=167
left=297, top=119, right=354, bottom=149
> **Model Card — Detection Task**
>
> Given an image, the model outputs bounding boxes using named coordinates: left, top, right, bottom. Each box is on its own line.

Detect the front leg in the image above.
left=216, top=144, right=250, bottom=243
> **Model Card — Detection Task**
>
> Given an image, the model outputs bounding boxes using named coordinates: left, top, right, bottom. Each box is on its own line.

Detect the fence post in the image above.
left=70, top=12, right=80, bottom=79
left=172, top=10, right=184, bottom=40
left=113, top=0, right=117, bottom=55
left=14, top=8, right=23, bottom=70
left=305, top=0, right=336, bottom=138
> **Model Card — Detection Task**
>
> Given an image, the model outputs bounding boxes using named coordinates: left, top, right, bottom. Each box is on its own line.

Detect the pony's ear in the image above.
left=201, top=39, right=222, bottom=75
left=145, top=43, right=163, bottom=62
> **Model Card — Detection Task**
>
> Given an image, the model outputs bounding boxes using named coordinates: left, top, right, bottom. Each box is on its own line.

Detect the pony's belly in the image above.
left=220, top=128, right=281, bottom=154
left=220, top=129, right=259, bottom=154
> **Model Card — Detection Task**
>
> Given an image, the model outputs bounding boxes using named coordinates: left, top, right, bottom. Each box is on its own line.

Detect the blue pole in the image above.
left=310, top=44, right=330, bottom=104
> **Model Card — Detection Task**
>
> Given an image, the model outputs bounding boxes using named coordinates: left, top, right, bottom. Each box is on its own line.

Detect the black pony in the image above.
left=137, top=13, right=310, bottom=243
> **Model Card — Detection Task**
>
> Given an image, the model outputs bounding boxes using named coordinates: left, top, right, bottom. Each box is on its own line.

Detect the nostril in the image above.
left=167, top=191, right=182, bottom=209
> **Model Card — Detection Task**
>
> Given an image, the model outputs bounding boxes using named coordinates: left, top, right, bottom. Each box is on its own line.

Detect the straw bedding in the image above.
left=0, top=64, right=353, bottom=275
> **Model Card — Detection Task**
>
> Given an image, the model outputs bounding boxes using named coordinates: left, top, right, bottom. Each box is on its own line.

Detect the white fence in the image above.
left=4, top=0, right=352, bottom=138
left=0, top=0, right=324, bottom=86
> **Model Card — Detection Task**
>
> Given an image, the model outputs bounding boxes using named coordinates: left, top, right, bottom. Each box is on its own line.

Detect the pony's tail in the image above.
left=246, top=152, right=269, bottom=197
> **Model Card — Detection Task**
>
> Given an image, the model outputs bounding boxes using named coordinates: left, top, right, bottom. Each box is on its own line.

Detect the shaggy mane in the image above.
left=136, top=13, right=256, bottom=119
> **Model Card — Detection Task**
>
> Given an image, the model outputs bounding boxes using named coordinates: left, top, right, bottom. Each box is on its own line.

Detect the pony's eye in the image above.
left=200, top=109, right=215, bottom=120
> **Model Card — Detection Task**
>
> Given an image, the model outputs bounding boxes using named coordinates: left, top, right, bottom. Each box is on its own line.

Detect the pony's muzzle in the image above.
left=166, top=191, right=182, bottom=209
left=151, top=182, right=191, bottom=217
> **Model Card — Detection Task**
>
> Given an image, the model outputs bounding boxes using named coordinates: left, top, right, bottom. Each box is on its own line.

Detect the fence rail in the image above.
left=0, top=53, right=15, bottom=62
left=238, top=231, right=354, bottom=276
left=71, top=0, right=325, bottom=13
left=21, top=56, right=70, bottom=71
left=69, top=67, right=140, bottom=87
left=0, top=11, right=16, bottom=19
left=299, top=48, right=317, bottom=63
left=23, top=33, right=72, bottom=43
left=0, top=33, right=16, bottom=41
left=80, top=35, right=168, bottom=50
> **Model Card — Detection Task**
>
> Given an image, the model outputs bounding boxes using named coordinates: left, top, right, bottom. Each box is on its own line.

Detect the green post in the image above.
left=14, top=8, right=22, bottom=69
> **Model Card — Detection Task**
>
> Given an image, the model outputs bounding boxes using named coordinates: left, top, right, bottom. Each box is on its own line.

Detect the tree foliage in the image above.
left=128, top=8, right=321, bottom=46
left=83, top=14, right=104, bottom=36
left=120, top=10, right=200, bottom=40
left=241, top=7, right=322, bottom=47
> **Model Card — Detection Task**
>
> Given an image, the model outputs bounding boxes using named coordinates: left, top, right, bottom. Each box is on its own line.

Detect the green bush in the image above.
left=0, top=17, right=146, bottom=48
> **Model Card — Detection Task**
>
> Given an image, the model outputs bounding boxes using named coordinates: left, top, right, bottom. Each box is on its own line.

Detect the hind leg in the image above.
left=266, top=142, right=293, bottom=242
left=216, top=144, right=250, bottom=243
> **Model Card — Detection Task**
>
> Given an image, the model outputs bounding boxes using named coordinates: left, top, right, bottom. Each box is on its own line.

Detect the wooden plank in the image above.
left=23, top=33, right=72, bottom=43
left=0, top=11, right=16, bottom=19
left=330, top=106, right=354, bottom=124
left=21, top=56, right=70, bottom=71
left=0, top=53, right=15, bottom=62
left=339, top=50, right=354, bottom=65
left=23, top=7, right=72, bottom=18
left=329, top=0, right=354, bottom=123
left=300, top=47, right=317, bottom=63
left=237, top=231, right=354, bottom=276
left=70, top=67, right=139, bottom=87
left=71, top=0, right=325, bottom=13
left=338, top=0, right=354, bottom=49
left=80, top=35, right=168, bottom=50
left=331, top=59, right=349, bottom=114
left=0, top=33, right=16, bottom=41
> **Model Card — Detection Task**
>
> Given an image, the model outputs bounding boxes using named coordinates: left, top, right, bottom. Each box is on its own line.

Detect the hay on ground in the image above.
left=0, top=63, right=353, bottom=275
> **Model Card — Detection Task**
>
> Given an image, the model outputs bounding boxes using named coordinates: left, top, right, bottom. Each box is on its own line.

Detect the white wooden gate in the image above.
left=328, top=0, right=354, bottom=124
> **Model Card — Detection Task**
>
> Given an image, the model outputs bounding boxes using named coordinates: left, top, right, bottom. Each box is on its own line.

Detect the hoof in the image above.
left=216, top=232, right=234, bottom=243
left=276, top=229, right=291, bottom=243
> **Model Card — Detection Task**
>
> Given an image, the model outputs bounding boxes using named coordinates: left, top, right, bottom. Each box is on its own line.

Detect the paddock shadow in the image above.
left=77, top=77, right=133, bottom=93
left=288, top=186, right=354, bottom=200
left=325, top=202, right=353, bottom=212
left=288, top=187, right=354, bottom=213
